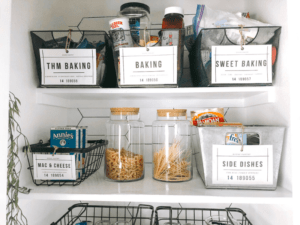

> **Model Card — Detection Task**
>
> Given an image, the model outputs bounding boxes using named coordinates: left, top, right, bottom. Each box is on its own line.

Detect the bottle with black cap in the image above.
left=118, top=2, right=151, bottom=46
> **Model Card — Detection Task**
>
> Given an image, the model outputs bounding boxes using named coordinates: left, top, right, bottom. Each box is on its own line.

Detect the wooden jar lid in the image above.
left=110, top=107, right=139, bottom=115
left=157, top=109, right=187, bottom=117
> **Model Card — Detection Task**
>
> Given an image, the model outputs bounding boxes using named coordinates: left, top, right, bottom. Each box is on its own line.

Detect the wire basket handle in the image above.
left=155, top=206, right=173, bottom=225
left=225, top=208, right=252, bottom=225
left=132, top=204, right=154, bottom=225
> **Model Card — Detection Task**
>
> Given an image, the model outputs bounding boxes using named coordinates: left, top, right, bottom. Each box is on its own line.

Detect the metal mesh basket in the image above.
left=155, top=206, right=252, bottom=225
left=189, top=26, right=281, bottom=87
left=31, top=30, right=117, bottom=88
left=23, top=139, right=107, bottom=186
left=51, top=203, right=154, bottom=225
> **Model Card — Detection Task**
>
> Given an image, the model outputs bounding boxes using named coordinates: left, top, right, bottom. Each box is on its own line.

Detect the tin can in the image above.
left=109, top=17, right=133, bottom=51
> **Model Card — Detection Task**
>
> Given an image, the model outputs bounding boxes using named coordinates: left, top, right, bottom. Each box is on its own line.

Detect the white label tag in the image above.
left=33, top=154, right=76, bottom=180
left=119, top=46, right=177, bottom=85
left=212, top=145, right=273, bottom=185
left=40, top=49, right=97, bottom=85
left=211, top=45, right=272, bottom=84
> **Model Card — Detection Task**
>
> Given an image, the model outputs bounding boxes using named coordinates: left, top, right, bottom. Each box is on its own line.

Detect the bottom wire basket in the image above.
left=23, top=139, right=107, bottom=186
left=51, top=203, right=154, bottom=225
left=155, top=206, right=252, bottom=225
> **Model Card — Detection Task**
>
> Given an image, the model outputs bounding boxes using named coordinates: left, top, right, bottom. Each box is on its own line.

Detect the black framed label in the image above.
left=119, top=46, right=177, bottom=85
left=33, top=154, right=76, bottom=180
left=211, top=45, right=272, bottom=84
left=212, top=145, right=273, bottom=185
left=40, top=49, right=97, bottom=85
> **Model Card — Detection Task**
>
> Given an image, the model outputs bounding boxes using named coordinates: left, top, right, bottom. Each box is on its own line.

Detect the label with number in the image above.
left=33, top=154, right=76, bottom=180
left=119, top=46, right=177, bottom=85
left=212, top=145, right=273, bottom=185
left=211, top=45, right=272, bottom=84
left=40, top=49, right=97, bottom=85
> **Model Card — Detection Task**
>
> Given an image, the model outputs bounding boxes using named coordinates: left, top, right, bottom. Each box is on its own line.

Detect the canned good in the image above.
left=109, top=17, right=133, bottom=51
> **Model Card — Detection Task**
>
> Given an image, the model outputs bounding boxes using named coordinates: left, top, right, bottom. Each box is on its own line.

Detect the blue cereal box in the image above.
left=79, top=126, right=88, bottom=148
left=50, top=127, right=79, bottom=148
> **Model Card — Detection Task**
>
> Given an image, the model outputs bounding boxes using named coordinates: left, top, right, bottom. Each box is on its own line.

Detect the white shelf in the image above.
left=20, top=164, right=291, bottom=204
left=36, top=87, right=275, bottom=108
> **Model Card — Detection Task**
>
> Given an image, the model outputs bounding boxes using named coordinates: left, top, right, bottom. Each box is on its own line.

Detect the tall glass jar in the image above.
left=118, top=2, right=151, bottom=46
left=105, top=108, right=144, bottom=182
left=152, top=109, right=192, bottom=182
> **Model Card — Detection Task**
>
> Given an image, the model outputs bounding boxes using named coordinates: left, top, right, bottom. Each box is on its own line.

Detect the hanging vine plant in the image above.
left=7, top=92, right=31, bottom=225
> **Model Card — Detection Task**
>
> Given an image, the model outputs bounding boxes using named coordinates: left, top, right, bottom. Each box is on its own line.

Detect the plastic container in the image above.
left=118, top=2, right=151, bottom=45
left=105, top=108, right=145, bottom=182
left=109, top=17, right=133, bottom=51
left=152, top=109, right=192, bottom=182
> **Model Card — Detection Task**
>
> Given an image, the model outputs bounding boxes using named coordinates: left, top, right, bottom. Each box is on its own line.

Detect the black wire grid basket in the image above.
left=51, top=203, right=154, bottom=225
left=23, top=139, right=107, bottom=186
left=154, top=206, right=252, bottom=225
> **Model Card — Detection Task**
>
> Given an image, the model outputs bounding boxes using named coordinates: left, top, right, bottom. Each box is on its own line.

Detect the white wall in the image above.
left=0, top=0, right=12, bottom=224
left=9, top=0, right=69, bottom=186
left=243, top=0, right=291, bottom=191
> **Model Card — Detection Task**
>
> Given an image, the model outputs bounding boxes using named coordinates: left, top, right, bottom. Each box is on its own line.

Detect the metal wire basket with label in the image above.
left=23, top=139, right=107, bottom=186
left=50, top=203, right=154, bottom=225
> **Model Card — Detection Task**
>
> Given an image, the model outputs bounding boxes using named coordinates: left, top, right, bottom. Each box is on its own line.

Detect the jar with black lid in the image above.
left=118, top=2, right=151, bottom=46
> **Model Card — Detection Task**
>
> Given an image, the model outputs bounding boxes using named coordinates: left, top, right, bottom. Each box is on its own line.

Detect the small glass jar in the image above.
left=118, top=2, right=151, bottom=46
left=152, top=109, right=192, bottom=182
left=105, top=108, right=144, bottom=182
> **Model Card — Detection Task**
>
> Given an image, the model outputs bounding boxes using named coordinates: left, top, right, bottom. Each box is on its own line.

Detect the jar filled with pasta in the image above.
left=152, top=109, right=192, bottom=182
left=105, top=108, right=144, bottom=182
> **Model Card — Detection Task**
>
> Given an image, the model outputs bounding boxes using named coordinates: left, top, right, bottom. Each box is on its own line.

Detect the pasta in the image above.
left=153, top=141, right=192, bottom=182
left=105, top=148, right=144, bottom=181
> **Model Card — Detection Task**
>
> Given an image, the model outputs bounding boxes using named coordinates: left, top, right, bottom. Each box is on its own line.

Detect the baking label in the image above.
left=119, top=46, right=177, bottom=85
left=40, top=49, right=97, bottom=85
left=211, top=45, right=272, bottom=84
left=212, top=145, right=273, bottom=185
left=33, top=154, right=76, bottom=180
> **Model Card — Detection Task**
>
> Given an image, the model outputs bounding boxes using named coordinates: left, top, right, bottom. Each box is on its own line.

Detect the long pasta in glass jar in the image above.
left=152, top=109, right=192, bottom=182
left=105, top=108, right=145, bottom=182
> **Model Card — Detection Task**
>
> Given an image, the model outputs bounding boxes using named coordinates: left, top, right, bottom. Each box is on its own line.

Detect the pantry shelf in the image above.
left=20, top=164, right=291, bottom=204
left=36, top=87, right=275, bottom=108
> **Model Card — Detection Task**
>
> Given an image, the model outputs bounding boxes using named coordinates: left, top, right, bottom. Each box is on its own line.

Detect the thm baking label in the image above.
left=211, top=45, right=272, bottom=84
left=119, top=46, right=177, bottom=85
left=212, top=145, right=273, bottom=185
left=33, top=154, right=76, bottom=180
left=40, top=49, right=97, bottom=85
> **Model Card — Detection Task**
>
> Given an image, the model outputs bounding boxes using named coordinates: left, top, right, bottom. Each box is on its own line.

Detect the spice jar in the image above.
left=152, top=109, right=192, bottom=182
left=162, top=6, right=184, bottom=29
left=161, top=6, right=185, bottom=81
left=105, top=108, right=144, bottom=182
left=118, top=2, right=151, bottom=46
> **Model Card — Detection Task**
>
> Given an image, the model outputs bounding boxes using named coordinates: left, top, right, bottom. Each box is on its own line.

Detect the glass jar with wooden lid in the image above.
left=152, top=109, right=192, bottom=182
left=105, top=107, right=144, bottom=182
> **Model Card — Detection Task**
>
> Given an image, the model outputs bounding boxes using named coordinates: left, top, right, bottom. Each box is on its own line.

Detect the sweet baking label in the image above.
left=211, top=45, right=272, bottom=84
left=40, top=49, right=97, bottom=85
left=212, top=145, right=273, bottom=185
left=33, top=154, right=76, bottom=180
left=119, top=46, right=177, bottom=85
